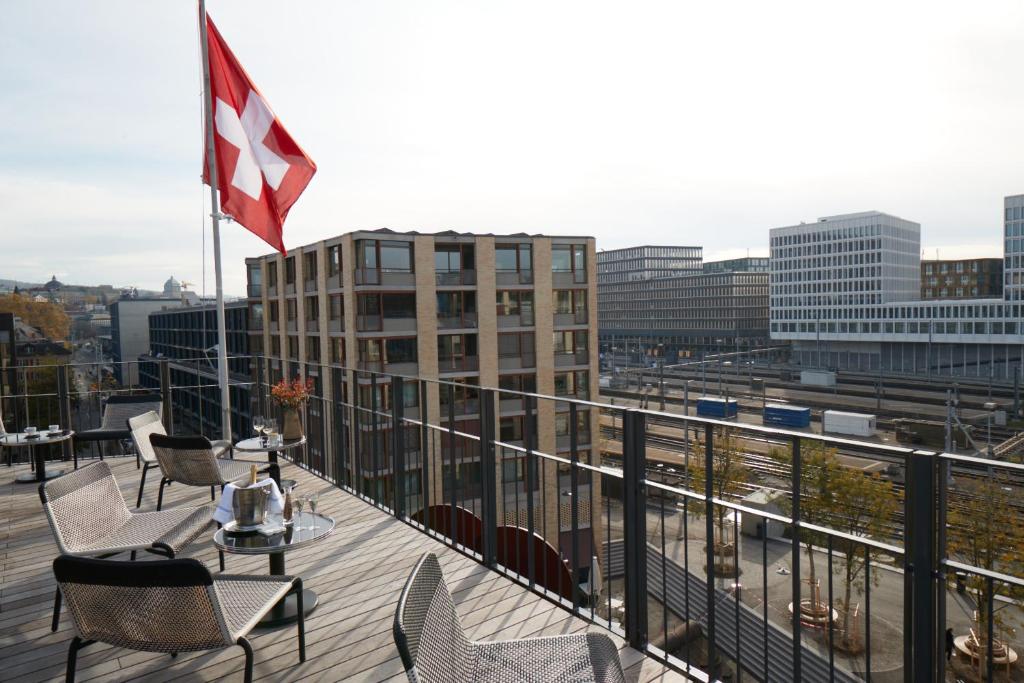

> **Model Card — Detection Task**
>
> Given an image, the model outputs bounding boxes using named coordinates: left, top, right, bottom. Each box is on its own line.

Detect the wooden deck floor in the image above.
left=0, top=455, right=686, bottom=682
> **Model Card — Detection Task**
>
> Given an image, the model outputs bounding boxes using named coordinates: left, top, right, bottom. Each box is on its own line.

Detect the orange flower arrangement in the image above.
left=270, top=377, right=314, bottom=409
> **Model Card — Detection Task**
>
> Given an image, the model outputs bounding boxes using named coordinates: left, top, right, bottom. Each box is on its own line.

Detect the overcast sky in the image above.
left=2, top=1, right=1022, bottom=295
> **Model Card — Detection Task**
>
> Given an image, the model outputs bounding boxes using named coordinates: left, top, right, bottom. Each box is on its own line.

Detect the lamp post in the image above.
left=984, top=401, right=997, bottom=457
left=658, top=343, right=665, bottom=411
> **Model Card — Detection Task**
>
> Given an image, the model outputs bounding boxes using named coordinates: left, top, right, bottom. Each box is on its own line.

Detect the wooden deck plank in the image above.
left=0, top=455, right=683, bottom=682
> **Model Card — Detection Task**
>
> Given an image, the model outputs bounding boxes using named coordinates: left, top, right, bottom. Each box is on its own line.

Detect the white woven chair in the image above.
left=128, top=411, right=232, bottom=508
left=393, top=553, right=626, bottom=682
left=54, top=555, right=305, bottom=683
left=40, top=461, right=217, bottom=633
left=149, top=433, right=280, bottom=510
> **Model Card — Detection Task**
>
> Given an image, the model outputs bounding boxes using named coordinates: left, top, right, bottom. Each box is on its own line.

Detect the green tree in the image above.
left=828, top=466, right=899, bottom=651
left=770, top=440, right=842, bottom=611
left=692, top=428, right=748, bottom=576
left=946, top=472, right=1024, bottom=669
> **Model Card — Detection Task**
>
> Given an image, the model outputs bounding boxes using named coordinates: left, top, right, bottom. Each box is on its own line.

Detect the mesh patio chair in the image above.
left=129, top=411, right=233, bottom=508
left=393, top=553, right=626, bottom=683
left=149, top=434, right=280, bottom=511
left=53, top=555, right=305, bottom=683
left=75, top=394, right=163, bottom=467
left=40, top=461, right=218, bottom=632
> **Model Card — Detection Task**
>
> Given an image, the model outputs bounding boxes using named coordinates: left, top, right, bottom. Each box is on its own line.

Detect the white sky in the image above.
left=2, top=1, right=1022, bottom=295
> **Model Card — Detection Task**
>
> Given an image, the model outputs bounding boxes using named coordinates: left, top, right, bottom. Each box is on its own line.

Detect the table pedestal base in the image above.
left=257, top=589, right=318, bottom=628
left=15, top=468, right=64, bottom=484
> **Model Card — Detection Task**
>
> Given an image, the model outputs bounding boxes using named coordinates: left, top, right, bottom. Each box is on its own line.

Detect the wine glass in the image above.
left=253, top=415, right=264, bottom=443
left=265, top=418, right=278, bottom=446
left=308, top=492, right=319, bottom=529
left=292, top=494, right=305, bottom=530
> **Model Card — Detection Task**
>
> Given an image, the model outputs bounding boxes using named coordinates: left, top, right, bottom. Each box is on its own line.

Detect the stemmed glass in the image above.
left=265, top=418, right=279, bottom=446
left=253, top=415, right=265, bottom=445
left=308, top=492, right=319, bottom=530
left=292, top=494, right=305, bottom=531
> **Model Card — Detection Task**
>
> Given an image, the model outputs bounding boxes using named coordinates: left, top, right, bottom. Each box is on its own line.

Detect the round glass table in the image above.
left=233, top=435, right=306, bottom=465
left=213, top=512, right=334, bottom=627
left=1, top=430, right=75, bottom=484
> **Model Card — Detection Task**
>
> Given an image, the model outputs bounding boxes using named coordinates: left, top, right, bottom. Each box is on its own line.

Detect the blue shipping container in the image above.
left=696, top=397, right=738, bottom=419
left=763, top=403, right=811, bottom=428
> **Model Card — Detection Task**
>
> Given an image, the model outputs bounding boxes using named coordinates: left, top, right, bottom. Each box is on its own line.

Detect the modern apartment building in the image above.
left=246, top=229, right=600, bottom=542
left=770, top=207, right=1024, bottom=378
left=920, top=258, right=1002, bottom=299
left=138, top=300, right=251, bottom=439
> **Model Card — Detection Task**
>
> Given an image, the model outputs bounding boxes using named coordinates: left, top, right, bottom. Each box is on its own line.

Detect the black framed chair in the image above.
left=129, top=411, right=232, bottom=508
left=393, top=552, right=626, bottom=682
left=149, top=433, right=280, bottom=511
left=53, top=555, right=305, bottom=683
left=74, top=394, right=162, bottom=467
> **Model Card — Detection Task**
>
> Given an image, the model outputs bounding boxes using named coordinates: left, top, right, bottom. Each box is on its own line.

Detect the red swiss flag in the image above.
left=203, top=13, right=316, bottom=255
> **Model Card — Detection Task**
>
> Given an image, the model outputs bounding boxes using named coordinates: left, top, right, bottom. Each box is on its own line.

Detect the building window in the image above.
left=327, top=245, right=341, bottom=277
left=305, top=296, right=319, bottom=321
left=267, top=262, right=277, bottom=289
left=304, top=252, right=317, bottom=282
left=552, top=244, right=586, bottom=282
left=495, top=244, right=532, bottom=273
left=306, top=336, right=321, bottom=362
left=285, top=257, right=296, bottom=285
left=286, top=299, right=297, bottom=321
left=496, top=290, right=534, bottom=324
left=330, top=338, right=345, bottom=364
left=330, top=294, right=343, bottom=321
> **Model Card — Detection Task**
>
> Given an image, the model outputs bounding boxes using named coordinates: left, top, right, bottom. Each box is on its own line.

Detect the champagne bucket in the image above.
left=232, top=486, right=270, bottom=527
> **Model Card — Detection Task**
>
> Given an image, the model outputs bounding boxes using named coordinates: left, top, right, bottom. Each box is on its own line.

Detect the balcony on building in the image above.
left=497, top=331, right=535, bottom=371
left=435, top=242, right=476, bottom=287
left=438, top=333, right=478, bottom=374
left=551, top=243, right=587, bottom=288
left=495, top=242, right=534, bottom=286
left=356, top=292, right=417, bottom=334
left=357, top=336, right=418, bottom=375
left=354, top=238, right=416, bottom=287
left=497, top=289, right=534, bottom=328
left=437, top=291, right=477, bottom=330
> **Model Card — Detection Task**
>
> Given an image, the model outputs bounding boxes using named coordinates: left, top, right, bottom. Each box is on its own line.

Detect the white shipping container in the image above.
left=823, top=410, right=876, bottom=437
left=800, top=370, right=837, bottom=387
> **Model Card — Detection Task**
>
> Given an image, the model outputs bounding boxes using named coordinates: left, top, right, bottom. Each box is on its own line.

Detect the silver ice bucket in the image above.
left=232, top=486, right=270, bottom=528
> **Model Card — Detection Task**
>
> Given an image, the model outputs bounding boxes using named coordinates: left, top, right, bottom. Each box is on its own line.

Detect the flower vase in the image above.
left=282, top=409, right=304, bottom=440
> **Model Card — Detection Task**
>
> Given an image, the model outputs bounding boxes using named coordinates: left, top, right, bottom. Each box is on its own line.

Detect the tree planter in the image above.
left=282, top=409, right=303, bottom=440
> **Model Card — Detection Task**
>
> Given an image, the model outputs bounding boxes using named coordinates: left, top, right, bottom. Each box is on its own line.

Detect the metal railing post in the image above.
left=479, top=388, right=497, bottom=567
left=391, top=376, right=406, bottom=519
left=58, top=365, right=73, bottom=464
left=524, top=394, right=536, bottom=587
left=159, top=359, right=172, bottom=433
left=906, top=450, right=937, bottom=682
left=705, top=423, right=718, bottom=663
left=622, top=409, right=648, bottom=650
left=790, top=435, right=802, bottom=682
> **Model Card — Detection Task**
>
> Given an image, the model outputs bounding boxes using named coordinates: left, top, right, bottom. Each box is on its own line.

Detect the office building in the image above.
left=702, top=256, right=770, bottom=274
left=597, top=247, right=769, bottom=364
left=246, top=229, right=600, bottom=541
left=139, top=301, right=251, bottom=439
left=596, top=245, right=702, bottom=284
left=770, top=208, right=1024, bottom=378
left=109, top=298, right=176, bottom=386
left=1005, top=194, right=1024, bottom=302
left=920, top=258, right=1002, bottom=299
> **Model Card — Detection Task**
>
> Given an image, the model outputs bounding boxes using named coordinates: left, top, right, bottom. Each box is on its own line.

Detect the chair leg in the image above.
left=157, top=478, right=167, bottom=511
left=136, top=464, right=150, bottom=508
left=52, top=588, right=62, bottom=632
left=72, top=443, right=77, bottom=469
left=66, top=636, right=83, bottom=683
left=210, top=485, right=216, bottom=501
left=130, top=550, right=137, bottom=561
left=239, top=638, right=254, bottom=683
left=294, top=580, right=306, bottom=662
left=219, top=550, right=225, bottom=572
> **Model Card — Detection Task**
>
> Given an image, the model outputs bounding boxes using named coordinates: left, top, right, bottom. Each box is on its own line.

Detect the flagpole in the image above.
left=198, top=0, right=233, bottom=442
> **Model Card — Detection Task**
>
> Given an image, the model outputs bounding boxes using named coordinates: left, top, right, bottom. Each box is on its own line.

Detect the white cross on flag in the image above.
left=203, top=14, right=316, bottom=255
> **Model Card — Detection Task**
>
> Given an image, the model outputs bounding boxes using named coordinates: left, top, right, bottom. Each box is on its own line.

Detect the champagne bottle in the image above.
left=249, top=464, right=258, bottom=487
